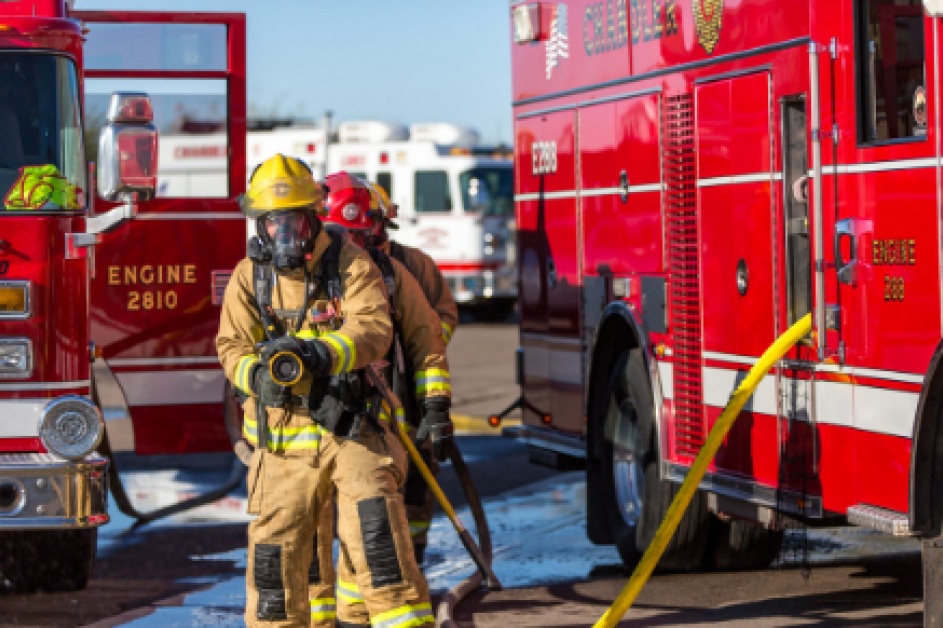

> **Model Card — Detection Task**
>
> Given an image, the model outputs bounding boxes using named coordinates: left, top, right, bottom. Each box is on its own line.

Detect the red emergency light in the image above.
left=379, top=152, right=389, bottom=165
left=307, top=143, right=316, bottom=154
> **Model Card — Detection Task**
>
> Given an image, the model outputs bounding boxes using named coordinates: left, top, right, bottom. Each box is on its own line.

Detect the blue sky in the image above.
left=73, top=0, right=515, bottom=144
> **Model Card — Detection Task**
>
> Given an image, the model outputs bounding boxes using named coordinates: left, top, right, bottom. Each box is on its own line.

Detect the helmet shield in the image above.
left=258, top=209, right=316, bottom=272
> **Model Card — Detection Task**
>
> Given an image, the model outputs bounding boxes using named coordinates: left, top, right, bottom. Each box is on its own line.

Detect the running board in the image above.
left=846, top=504, right=913, bottom=536
left=502, top=424, right=585, bottom=459
left=663, top=462, right=823, bottom=519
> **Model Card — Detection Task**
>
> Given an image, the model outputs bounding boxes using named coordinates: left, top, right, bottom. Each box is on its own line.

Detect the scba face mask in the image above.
left=258, top=209, right=318, bottom=272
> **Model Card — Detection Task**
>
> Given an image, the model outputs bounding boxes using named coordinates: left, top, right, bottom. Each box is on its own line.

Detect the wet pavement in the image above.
left=75, top=469, right=923, bottom=627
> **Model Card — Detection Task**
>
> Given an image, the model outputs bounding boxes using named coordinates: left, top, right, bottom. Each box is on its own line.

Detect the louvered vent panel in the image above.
left=664, top=94, right=703, bottom=458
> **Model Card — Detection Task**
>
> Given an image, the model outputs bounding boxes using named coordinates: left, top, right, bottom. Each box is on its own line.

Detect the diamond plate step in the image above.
left=847, top=504, right=912, bottom=536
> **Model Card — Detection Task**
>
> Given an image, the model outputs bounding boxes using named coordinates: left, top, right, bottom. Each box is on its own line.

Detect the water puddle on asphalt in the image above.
left=99, top=472, right=921, bottom=626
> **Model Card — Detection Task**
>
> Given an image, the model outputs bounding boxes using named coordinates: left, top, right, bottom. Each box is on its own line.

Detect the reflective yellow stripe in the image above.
left=441, top=322, right=453, bottom=344
left=372, top=603, right=434, bottom=628
left=292, top=329, right=320, bottom=340
left=409, top=521, right=430, bottom=536
left=321, top=332, right=356, bottom=374
left=415, top=368, right=451, bottom=395
left=236, top=355, right=259, bottom=395
left=242, top=416, right=324, bottom=452
left=310, top=597, right=337, bottom=619
left=377, top=400, right=405, bottom=424
left=336, top=579, right=364, bottom=605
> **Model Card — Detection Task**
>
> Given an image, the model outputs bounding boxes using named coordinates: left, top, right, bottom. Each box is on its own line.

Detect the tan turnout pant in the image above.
left=309, top=429, right=439, bottom=627
left=245, top=427, right=433, bottom=628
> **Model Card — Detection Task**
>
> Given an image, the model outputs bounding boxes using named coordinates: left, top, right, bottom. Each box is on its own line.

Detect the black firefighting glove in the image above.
left=261, top=336, right=331, bottom=379
left=416, top=397, right=454, bottom=462
left=250, top=363, right=288, bottom=408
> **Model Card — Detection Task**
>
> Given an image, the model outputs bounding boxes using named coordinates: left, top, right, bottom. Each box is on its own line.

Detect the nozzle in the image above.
left=270, top=351, right=304, bottom=387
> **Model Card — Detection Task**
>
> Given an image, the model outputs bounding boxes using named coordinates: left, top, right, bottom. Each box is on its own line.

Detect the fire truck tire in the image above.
left=702, top=515, right=784, bottom=571
left=0, top=529, right=96, bottom=592
left=600, top=349, right=710, bottom=571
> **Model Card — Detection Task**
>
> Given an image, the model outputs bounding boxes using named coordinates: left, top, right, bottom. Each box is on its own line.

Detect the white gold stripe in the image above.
left=135, top=212, right=243, bottom=221
left=0, top=400, right=48, bottom=437
left=811, top=157, right=938, bottom=176
left=0, top=380, right=90, bottom=392
left=697, top=172, right=782, bottom=188
left=115, top=369, right=225, bottom=406
left=703, top=353, right=922, bottom=385
left=108, top=356, right=221, bottom=367
left=854, top=385, right=918, bottom=438
left=514, top=190, right=577, bottom=202
left=852, top=367, right=924, bottom=385
left=702, top=366, right=778, bottom=415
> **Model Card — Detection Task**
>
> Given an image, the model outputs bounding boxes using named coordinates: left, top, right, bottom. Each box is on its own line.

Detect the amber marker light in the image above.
left=655, top=342, right=667, bottom=359
left=542, top=414, right=552, bottom=424
left=488, top=415, right=501, bottom=428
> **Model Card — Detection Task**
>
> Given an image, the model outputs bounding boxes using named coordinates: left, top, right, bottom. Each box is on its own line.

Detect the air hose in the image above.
left=100, top=430, right=246, bottom=531
left=100, top=381, right=248, bottom=530
left=435, top=442, right=495, bottom=627
left=594, top=313, right=812, bottom=628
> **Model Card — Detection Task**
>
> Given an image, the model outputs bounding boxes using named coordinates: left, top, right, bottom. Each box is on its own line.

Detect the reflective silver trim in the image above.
left=134, top=212, right=243, bottom=220
left=92, top=360, right=135, bottom=453
left=697, top=172, right=783, bottom=188
left=0, top=281, right=31, bottom=320
left=809, top=42, right=826, bottom=357
left=107, top=356, right=220, bottom=367
left=0, top=380, right=89, bottom=391
left=0, top=454, right=108, bottom=530
left=586, top=301, right=666, bottom=479
left=663, top=461, right=823, bottom=518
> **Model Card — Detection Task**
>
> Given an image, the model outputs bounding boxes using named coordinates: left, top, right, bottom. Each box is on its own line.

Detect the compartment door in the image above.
left=76, top=11, right=247, bottom=455
left=695, top=72, right=781, bottom=484
left=515, top=110, right=581, bottom=433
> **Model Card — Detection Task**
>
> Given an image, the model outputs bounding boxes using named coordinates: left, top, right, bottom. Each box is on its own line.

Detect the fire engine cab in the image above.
left=242, top=120, right=517, bottom=318
left=0, top=1, right=246, bottom=591
left=509, top=0, right=943, bottom=613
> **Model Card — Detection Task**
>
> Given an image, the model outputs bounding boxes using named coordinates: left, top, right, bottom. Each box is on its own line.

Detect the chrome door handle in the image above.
left=834, top=218, right=858, bottom=287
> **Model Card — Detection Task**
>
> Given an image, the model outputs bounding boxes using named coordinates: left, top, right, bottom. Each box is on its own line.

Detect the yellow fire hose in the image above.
left=594, top=313, right=812, bottom=628
left=363, top=365, right=503, bottom=591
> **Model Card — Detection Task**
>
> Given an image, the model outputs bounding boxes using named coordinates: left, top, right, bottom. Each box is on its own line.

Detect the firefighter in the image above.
left=367, top=183, right=459, bottom=348
left=307, top=173, right=454, bottom=628
left=366, top=182, right=459, bottom=564
left=216, top=155, right=435, bottom=628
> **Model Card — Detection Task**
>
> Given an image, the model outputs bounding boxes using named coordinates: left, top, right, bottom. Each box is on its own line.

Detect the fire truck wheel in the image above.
left=600, top=349, right=710, bottom=571
left=0, top=528, right=96, bottom=592
left=702, top=515, right=784, bottom=571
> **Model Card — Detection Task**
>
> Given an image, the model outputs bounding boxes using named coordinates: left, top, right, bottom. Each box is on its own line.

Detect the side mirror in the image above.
left=97, top=93, right=158, bottom=203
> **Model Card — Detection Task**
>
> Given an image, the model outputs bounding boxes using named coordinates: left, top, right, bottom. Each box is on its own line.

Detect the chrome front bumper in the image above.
left=0, top=453, right=108, bottom=529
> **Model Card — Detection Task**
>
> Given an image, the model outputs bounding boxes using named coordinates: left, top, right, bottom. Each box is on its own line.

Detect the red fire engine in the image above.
left=508, top=0, right=943, bottom=608
left=0, top=1, right=245, bottom=590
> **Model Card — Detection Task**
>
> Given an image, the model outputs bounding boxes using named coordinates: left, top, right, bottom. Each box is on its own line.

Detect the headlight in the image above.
left=0, top=338, right=32, bottom=379
left=39, top=396, right=104, bottom=461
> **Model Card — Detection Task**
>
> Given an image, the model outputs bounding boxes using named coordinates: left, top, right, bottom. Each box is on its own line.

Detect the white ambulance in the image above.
left=243, top=121, right=517, bottom=317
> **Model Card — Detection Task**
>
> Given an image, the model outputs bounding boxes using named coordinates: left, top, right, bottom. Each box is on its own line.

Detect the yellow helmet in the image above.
left=369, top=182, right=398, bottom=220
left=242, top=154, right=322, bottom=220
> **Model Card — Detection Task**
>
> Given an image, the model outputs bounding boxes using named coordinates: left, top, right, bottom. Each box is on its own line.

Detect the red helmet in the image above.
left=322, top=172, right=378, bottom=231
